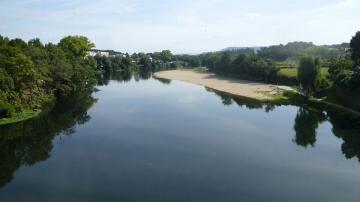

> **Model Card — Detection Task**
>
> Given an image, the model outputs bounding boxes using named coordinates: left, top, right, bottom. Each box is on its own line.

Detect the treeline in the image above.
left=94, top=50, right=179, bottom=77
left=94, top=54, right=136, bottom=75
left=171, top=33, right=359, bottom=98
left=0, top=35, right=99, bottom=119
left=258, top=41, right=349, bottom=64
left=295, top=32, right=360, bottom=97
left=202, top=52, right=278, bottom=82
left=171, top=41, right=348, bottom=70
left=329, top=32, right=360, bottom=93
left=166, top=41, right=349, bottom=86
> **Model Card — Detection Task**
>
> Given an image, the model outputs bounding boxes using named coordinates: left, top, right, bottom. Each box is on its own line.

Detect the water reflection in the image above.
left=328, top=111, right=360, bottom=162
left=293, top=107, right=326, bottom=147
left=1, top=71, right=360, bottom=199
left=207, top=86, right=360, bottom=161
left=208, top=88, right=278, bottom=111
left=153, top=77, right=172, bottom=85
left=0, top=91, right=96, bottom=188
left=98, top=69, right=154, bottom=86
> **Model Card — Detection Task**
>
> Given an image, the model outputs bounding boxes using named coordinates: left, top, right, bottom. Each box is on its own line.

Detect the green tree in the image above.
left=328, top=31, right=360, bottom=93
left=297, top=56, right=320, bottom=96
left=0, top=35, right=99, bottom=120
left=0, top=35, right=9, bottom=46
left=153, top=50, right=173, bottom=62
left=350, top=31, right=360, bottom=65
left=216, top=52, right=233, bottom=74
left=46, top=44, right=73, bottom=95
left=203, top=53, right=220, bottom=72
left=138, top=53, right=152, bottom=67
left=59, top=36, right=94, bottom=58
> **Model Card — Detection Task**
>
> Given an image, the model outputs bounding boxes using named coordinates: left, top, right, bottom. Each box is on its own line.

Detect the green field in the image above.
left=277, top=67, right=329, bottom=79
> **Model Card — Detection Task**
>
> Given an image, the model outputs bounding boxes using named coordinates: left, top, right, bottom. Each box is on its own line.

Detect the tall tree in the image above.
left=297, top=56, right=320, bottom=96
left=350, top=31, right=360, bottom=65
left=59, top=36, right=94, bottom=58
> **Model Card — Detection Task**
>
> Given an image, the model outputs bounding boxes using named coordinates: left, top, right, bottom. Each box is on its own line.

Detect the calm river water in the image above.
left=0, top=73, right=359, bottom=202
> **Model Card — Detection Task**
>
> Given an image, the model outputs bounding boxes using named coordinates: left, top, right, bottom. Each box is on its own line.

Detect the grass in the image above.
left=265, top=90, right=303, bottom=104
left=277, top=68, right=297, bottom=78
left=277, top=67, right=329, bottom=79
left=0, top=109, right=41, bottom=126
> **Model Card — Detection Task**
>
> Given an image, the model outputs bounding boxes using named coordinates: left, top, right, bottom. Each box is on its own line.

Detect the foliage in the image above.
left=94, top=54, right=137, bottom=78
left=258, top=41, right=347, bottom=62
left=153, top=50, right=173, bottom=62
left=174, top=54, right=202, bottom=67
left=0, top=35, right=98, bottom=120
left=329, top=31, right=360, bottom=93
left=258, top=42, right=314, bottom=61
left=350, top=31, right=360, bottom=65
left=202, top=52, right=221, bottom=72
left=59, top=36, right=94, bottom=58
left=138, top=53, right=152, bottom=67
left=202, top=52, right=279, bottom=82
left=297, top=56, right=320, bottom=96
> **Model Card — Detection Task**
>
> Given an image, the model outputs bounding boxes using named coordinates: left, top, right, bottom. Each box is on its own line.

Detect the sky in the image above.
left=0, top=0, right=359, bottom=54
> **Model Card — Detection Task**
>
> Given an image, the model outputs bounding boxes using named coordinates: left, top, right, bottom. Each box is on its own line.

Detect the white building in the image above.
left=87, top=50, right=110, bottom=57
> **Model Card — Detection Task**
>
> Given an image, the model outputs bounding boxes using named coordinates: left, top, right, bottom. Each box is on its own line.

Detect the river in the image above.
left=0, top=73, right=359, bottom=202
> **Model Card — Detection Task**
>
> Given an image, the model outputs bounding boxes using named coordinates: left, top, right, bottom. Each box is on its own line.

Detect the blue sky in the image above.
left=0, top=0, right=359, bottom=53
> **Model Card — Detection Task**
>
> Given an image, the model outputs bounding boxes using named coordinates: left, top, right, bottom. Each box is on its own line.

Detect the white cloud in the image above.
left=243, top=12, right=263, bottom=18
left=177, top=15, right=202, bottom=26
left=1, top=0, right=359, bottom=53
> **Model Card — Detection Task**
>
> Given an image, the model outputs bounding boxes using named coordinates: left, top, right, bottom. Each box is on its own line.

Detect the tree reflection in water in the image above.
left=329, top=110, right=360, bottom=162
left=1, top=71, right=360, bottom=190
left=293, top=107, right=326, bottom=147
left=0, top=91, right=96, bottom=188
left=209, top=88, right=360, bottom=162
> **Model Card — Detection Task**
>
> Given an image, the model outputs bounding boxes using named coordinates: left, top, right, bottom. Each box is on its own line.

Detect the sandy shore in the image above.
left=154, top=70, right=293, bottom=101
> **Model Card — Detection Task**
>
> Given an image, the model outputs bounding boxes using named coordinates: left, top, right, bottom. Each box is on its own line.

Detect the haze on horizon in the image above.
left=1, top=0, right=359, bottom=54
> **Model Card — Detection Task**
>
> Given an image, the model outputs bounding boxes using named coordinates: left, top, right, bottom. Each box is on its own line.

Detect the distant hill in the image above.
left=220, top=42, right=349, bottom=54
left=220, top=47, right=263, bottom=53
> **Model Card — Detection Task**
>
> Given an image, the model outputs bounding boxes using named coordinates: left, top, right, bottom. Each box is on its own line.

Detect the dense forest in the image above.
left=0, top=35, right=99, bottom=121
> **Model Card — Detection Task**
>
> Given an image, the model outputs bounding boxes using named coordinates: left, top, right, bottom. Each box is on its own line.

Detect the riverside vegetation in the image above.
left=0, top=35, right=99, bottom=124
left=175, top=31, right=360, bottom=110
left=0, top=36, right=178, bottom=124
left=1, top=73, right=360, bottom=201
left=1, top=34, right=360, bottom=201
left=1, top=31, right=360, bottom=124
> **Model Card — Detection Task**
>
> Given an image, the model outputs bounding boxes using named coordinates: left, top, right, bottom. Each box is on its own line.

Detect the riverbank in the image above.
left=154, top=70, right=293, bottom=101
left=0, top=109, right=42, bottom=126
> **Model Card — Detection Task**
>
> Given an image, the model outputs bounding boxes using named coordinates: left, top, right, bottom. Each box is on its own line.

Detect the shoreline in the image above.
left=154, top=70, right=292, bottom=101
left=154, top=69, right=360, bottom=116
left=0, top=109, right=42, bottom=126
